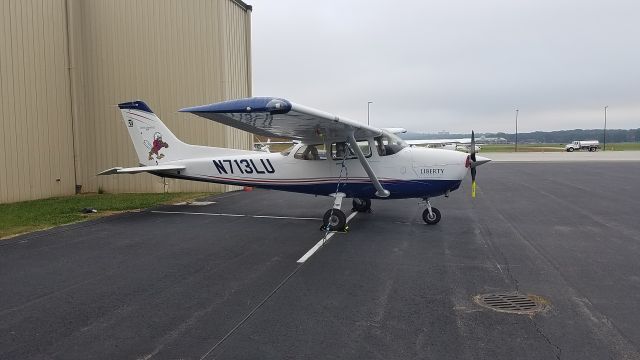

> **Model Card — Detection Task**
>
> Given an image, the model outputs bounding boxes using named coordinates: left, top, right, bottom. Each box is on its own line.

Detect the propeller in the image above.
left=470, top=131, right=477, bottom=198
left=467, top=130, right=491, bottom=198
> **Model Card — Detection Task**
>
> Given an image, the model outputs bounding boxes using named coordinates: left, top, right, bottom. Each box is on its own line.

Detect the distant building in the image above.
left=0, top=0, right=253, bottom=204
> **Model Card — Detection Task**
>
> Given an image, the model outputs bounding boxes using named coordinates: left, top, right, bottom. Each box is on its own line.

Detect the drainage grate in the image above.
left=474, top=293, right=545, bottom=314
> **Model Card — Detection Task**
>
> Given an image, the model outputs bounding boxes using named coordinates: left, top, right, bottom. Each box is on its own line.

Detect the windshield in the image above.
left=383, top=130, right=408, bottom=147
left=375, top=130, right=408, bottom=156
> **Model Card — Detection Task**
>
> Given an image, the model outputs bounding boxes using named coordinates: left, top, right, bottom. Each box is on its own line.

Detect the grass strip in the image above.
left=0, top=192, right=214, bottom=239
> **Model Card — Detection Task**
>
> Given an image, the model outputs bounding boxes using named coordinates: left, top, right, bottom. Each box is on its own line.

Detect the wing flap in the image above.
left=98, top=165, right=186, bottom=175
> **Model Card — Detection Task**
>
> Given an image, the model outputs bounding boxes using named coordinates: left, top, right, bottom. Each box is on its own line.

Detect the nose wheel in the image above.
left=422, top=198, right=441, bottom=225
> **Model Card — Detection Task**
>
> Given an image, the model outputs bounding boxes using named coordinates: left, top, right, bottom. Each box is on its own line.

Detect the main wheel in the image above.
left=352, top=198, right=371, bottom=212
left=567, top=147, right=574, bottom=152
left=422, top=207, right=441, bottom=225
left=323, top=209, right=347, bottom=231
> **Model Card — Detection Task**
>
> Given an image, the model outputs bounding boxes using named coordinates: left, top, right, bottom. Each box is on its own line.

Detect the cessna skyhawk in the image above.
left=99, top=98, right=490, bottom=230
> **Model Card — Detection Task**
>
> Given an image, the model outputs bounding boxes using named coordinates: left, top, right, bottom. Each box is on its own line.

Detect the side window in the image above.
left=331, top=141, right=371, bottom=160
left=294, top=144, right=326, bottom=160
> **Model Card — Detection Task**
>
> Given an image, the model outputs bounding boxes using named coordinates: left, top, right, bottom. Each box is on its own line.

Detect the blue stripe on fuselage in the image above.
left=258, top=179, right=462, bottom=199
left=153, top=172, right=461, bottom=199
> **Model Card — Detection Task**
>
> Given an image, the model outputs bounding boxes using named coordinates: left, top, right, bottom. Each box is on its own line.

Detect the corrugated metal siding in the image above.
left=69, top=0, right=253, bottom=194
left=0, top=0, right=252, bottom=203
left=0, top=0, right=76, bottom=203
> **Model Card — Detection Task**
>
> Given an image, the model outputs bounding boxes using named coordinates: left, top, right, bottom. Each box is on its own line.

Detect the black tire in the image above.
left=422, top=207, right=441, bottom=225
left=323, top=209, right=346, bottom=231
left=567, top=147, right=574, bottom=152
left=352, top=198, right=371, bottom=212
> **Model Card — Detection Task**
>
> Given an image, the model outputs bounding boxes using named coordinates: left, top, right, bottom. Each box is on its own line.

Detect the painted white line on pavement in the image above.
left=151, top=210, right=321, bottom=221
left=297, top=211, right=358, bottom=263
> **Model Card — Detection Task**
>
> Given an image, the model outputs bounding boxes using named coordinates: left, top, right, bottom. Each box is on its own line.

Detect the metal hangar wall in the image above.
left=0, top=0, right=253, bottom=203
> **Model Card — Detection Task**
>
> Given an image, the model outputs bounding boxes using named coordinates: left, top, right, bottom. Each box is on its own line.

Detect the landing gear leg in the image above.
left=322, top=193, right=347, bottom=231
left=352, top=198, right=371, bottom=212
left=422, top=198, right=441, bottom=225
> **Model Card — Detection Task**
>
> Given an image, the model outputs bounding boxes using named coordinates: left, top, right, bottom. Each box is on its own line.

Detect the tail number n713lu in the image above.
left=212, top=159, right=275, bottom=175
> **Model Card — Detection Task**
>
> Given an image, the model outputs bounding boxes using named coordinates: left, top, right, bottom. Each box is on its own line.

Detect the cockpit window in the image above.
left=375, top=130, right=408, bottom=156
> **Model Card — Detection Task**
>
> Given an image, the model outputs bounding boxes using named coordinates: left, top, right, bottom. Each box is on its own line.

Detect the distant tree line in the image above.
left=402, top=128, right=640, bottom=144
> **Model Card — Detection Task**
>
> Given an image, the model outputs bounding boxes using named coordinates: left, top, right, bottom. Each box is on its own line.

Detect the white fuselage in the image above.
left=160, top=141, right=470, bottom=200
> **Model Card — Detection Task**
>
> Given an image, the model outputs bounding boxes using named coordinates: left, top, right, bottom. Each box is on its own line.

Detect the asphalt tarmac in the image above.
left=1, top=161, right=639, bottom=359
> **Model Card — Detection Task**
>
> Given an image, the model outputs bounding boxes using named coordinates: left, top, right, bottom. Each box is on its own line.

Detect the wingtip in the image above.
left=179, top=97, right=292, bottom=114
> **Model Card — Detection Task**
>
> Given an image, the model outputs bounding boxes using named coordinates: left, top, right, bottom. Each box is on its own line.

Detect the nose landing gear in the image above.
left=422, top=198, right=441, bottom=225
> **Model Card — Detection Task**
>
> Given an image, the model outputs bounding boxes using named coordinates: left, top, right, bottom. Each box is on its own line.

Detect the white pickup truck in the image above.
left=565, top=140, right=600, bottom=152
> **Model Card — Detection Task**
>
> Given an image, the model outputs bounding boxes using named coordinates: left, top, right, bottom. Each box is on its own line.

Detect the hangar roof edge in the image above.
left=231, top=0, right=252, bottom=11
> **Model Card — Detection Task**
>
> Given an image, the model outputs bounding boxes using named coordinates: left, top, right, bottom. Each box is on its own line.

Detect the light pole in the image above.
left=367, top=101, right=373, bottom=126
left=604, top=106, right=608, bottom=151
left=515, top=109, right=519, bottom=152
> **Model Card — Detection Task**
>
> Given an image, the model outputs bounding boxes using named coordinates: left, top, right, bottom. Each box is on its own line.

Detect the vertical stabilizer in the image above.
left=118, top=101, right=191, bottom=166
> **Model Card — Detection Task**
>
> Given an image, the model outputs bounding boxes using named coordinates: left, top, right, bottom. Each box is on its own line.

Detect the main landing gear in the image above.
left=422, top=198, right=441, bottom=225
left=321, top=196, right=373, bottom=231
left=352, top=198, right=371, bottom=212
left=321, top=193, right=348, bottom=232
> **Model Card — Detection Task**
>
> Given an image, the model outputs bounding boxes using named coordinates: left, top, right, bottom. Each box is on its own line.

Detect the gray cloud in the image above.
left=251, top=0, right=639, bottom=133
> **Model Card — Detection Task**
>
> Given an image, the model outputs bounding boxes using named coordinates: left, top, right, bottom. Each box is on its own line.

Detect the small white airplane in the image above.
left=405, top=138, right=481, bottom=153
left=252, top=138, right=296, bottom=152
left=99, top=98, right=491, bottom=230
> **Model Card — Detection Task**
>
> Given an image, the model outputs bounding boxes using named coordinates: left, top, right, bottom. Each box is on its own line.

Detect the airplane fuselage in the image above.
left=156, top=143, right=469, bottom=200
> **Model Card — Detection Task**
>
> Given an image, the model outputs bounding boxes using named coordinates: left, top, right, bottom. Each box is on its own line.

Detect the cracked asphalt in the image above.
left=1, top=162, right=639, bottom=359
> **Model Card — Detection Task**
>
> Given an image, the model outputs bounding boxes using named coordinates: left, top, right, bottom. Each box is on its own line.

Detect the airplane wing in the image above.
left=179, top=97, right=382, bottom=143
left=382, top=127, right=407, bottom=135
left=98, top=164, right=185, bottom=175
left=181, top=97, right=390, bottom=197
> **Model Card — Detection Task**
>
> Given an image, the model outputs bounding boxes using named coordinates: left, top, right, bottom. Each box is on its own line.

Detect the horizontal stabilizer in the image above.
left=98, top=165, right=186, bottom=175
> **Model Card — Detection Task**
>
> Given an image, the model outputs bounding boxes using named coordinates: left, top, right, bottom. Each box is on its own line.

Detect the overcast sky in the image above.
left=250, top=0, right=639, bottom=133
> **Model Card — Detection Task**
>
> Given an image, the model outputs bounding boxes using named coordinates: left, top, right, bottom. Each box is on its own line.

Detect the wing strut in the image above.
left=347, top=133, right=390, bottom=198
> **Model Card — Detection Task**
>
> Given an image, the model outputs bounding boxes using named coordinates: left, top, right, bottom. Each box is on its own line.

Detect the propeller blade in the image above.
left=471, top=167, right=477, bottom=198
left=470, top=130, right=476, bottom=162
left=470, top=131, right=477, bottom=198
